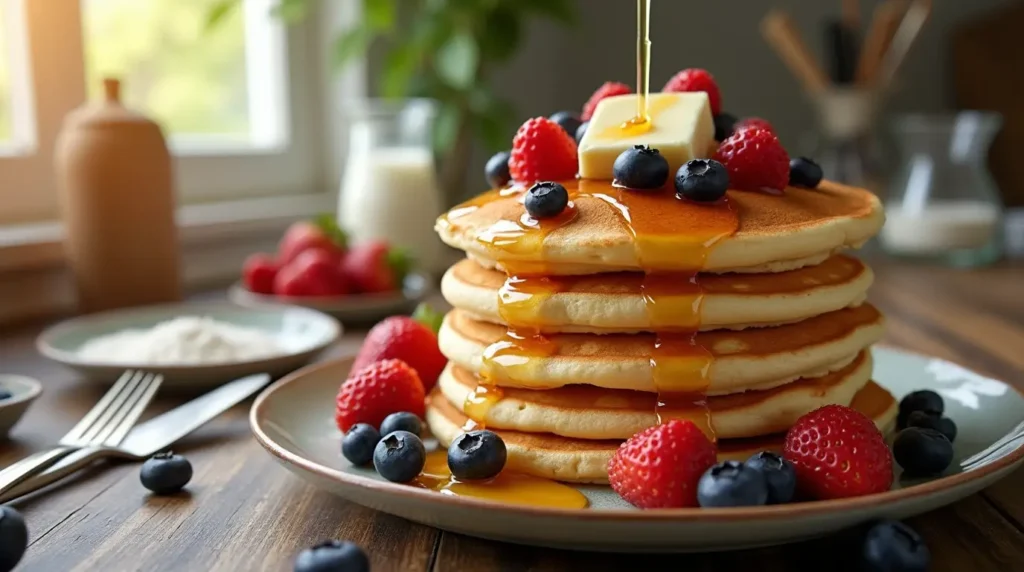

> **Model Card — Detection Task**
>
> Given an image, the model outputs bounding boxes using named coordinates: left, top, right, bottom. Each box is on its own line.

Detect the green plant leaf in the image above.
left=471, top=93, right=516, bottom=152
left=435, top=33, right=479, bottom=89
left=363, top=0, right=397, bottom=31
left=480, top=6, right=521, bottom=62
left=271, top=0, right=312, bottom=24
left=380, top=42, right=419, bottom=98
left=517, top=0, right=576, bottom=25
left=204, top=0, right=240, bottom=32
left=411, top=303, right=445, bottom=335
left=432, top=102, right=462, bottom=153
left=332, top=28, right=373, bottom=69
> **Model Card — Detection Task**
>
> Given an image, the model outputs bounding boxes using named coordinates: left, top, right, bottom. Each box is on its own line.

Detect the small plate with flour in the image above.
left=36, top=301, right=341, bottom=388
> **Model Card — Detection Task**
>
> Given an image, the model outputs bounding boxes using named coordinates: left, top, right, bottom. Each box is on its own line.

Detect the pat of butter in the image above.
left=578, top=92, right=715, bottom=180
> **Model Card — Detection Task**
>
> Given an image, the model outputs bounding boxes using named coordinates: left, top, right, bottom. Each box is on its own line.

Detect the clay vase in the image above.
left=54, top=78, right=182, bottom=314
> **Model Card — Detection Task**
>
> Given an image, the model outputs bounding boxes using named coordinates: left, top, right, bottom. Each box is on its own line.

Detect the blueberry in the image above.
left=0, top=388, right=11, bottom=401
left=713, top=112, right=737, bottom=142
left=897, top=390, right=944, bottom=429
left=380, top=412, right=422, bottom=437
left=675, top=159, right=729, bottom=202
left=524, top=182, right=569, bottom=219
left=862, top=520, right=930, bottom=572
left=697, top=461, right=769, bottom=508
left=294, top=540, right=369, bottom=572
left=789, top=157, right=823, bottom=188
left=612, top=145, right=669, bottom=190
left=744, top=451, right=796, bottom=504
left=906, top=411, right=957, bottom=443
left=893, top=428, right=953, bottom=477
left=549, top=111, right=582, bottom=139
left=485, top=150, right=512, bottom=188
left=448, top=430, right=507, bottom=480
left=373, top=431, right=426, bottom=483
left=140, top=451, right=192, bottom=495
left=0, top=507, right=27, bottom=572
left=575, top=120, right=589, bottom=144
left=341, top=423, right=381, bottom=466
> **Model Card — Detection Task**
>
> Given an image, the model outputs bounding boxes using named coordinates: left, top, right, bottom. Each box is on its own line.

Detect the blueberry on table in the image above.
left=485, top=151, right=512, bottom=188
left=713, top=112, right=737, bottom=142
left=893, top=428, right=954, bottom=477
left=140, top=452, right=193, bottom=494
left=744, top=451, right=796, bottom=504
left=897, top=390, right=944, bottom=428
left=448, top=430, right=507, bottom=480
left=294, top=540, right=369, bottom=572
left=697, top=461, right=769, bottom=508
left=373, top=431, right=426, bottom=483
left=524, top=182, right=569, bottom=219
left=613, top=145, right=670, bottom=190
left=379, top=412, right=422, bottom=437
left=0, top=506, right=27, bottom=572
left=788, top=157, right=823, bottom=188
left=862, top=520, right=930, bottom=572
left=342, top=423, right=381, bottom=466
left=675, top=159, right=729, bottom=202
left=549, top=111, right=583, bottom=139
left=906, top=411, right=957, bottom=443
left=575, top=120, right=589, bottom=144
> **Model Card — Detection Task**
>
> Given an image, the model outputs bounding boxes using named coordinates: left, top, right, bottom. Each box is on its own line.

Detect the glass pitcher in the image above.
left=879, top=112, right=1004, bottom=268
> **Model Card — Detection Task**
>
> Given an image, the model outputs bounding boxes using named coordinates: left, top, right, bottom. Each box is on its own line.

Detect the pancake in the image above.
left=442, top=254, right=873, bottom=333
left=426, top=381, right=899, bottom=484
left=438, top=304, right=885, bottom=394
left=436, top=181, right=883, bottom=275
left=437, top=351, right=873, bottom=440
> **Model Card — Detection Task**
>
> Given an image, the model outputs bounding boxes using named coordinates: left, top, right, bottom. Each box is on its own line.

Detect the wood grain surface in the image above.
left=1, top=258, right=1023, bottom=571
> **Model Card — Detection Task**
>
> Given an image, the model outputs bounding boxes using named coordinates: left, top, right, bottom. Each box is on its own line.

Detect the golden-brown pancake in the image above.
left=438, top=305, right=885, bottom=394
left=425, top=381, right=899, bottom=484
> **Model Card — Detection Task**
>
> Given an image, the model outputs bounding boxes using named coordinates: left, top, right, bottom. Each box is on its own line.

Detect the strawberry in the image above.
left=582, top=81, right=632, bottom=121
left=608, top=420, right=717, bottom=509
left=783, top=404, right=893, bottom=500
left=274, top=248, right=350, bottom=297
left=242, top=253, right=279, bottom=295
left=508, top=117, right=578, bottom=183
left=335, top=359, right=426, bottom=432
left=735, top=117, right=775, bottom=135
left=340, top=240, right=411, bottom=294
left=713, top=127, right=790, bottom=193
left=351, top=305, right=447, bottom=393
left=278, top=215, right=348, bottom=264
left=663, top=68, right=722, bottom=115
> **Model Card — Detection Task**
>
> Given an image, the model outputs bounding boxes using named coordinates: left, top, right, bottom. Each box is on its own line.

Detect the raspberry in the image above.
left=713, top=127, right=790, bottom=192
left=783, top=405, right=893, bottom=500
left=662, top=68, right=722, bottom=115
left=335, top=359, right=426, bottom=432
left=608, top=420, right=717, bottom=509
left=735, top=117, right=775, bottom=135
left=582, top=81, right=632, bottom=121
left=508, top=117, right=578, bottom=183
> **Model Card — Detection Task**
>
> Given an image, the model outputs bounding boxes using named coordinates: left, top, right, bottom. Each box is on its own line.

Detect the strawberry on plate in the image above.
left=341, top=240, right=411, bottom=294
left=278, top=215, right=348, bottom=264
left=274, top=248, right=350, bottom=297
left=335, top=359, right=426, bottom=432
left=508, top=117, right=578, bottom=183
left=351, top=304, right=447, bottom=393
left=242, top=253, right=279, bottom=295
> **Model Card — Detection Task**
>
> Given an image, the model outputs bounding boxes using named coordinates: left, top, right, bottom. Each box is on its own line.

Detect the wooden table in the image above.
left=2, top=259, right=1024, bottom=571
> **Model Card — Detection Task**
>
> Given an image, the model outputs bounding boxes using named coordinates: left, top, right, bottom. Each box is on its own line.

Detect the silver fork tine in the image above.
left=78, top=371, right=146, bottom=443
left=61, top=370, right=138, bottom=443
left=98, top=374, right=162, bottom=446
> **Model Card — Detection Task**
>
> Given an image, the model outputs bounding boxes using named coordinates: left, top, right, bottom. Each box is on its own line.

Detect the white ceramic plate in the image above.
left=38, top=301, right=340, bottom=389
left=229, top=272, right=429, bottom=325
left=250, top=347, right=1024, bottom=552
left=0, top=374, right=42, bottom=438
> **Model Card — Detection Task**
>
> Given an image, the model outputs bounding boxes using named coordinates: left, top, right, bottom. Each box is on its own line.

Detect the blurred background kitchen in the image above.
left=0, top=0, right=1020, bottom=325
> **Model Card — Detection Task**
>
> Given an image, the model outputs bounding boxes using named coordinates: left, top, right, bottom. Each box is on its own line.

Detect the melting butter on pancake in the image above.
left=437, top=351, right=872, bottom=440
left=442, top=255, right=873, bottom=333
left=438, top=305, right=884, bottom=395
left=425, top=381, right=898, bottom=484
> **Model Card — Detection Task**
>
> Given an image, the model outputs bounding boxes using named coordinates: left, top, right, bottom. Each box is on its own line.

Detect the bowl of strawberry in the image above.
left=231, top=216, right=428, bottom=323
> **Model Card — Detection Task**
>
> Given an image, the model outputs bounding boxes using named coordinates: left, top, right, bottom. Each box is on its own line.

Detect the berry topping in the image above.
left=373, top=430, right=426, bottom=483
left=905, top=411, right=957, bottom=443
left=140, top=452, right=193, bottom=495
left=713, top=127, right=790, bottom=193
left=789, top=157, right=824, bottom=189
left=745, top=451, right=797, bottom=504
left=549, top=111, right=583, bottom=139
left=735, top=117, right=775, bottom=134
left=509, top=117, right=578, bottom=183
left=575, top=121, right=589, bottom=144
left=341, top=423, right=381, bottom=466
left=662, top=68, right=722, bottom=115
left=697, top=461, right=769, bottom=508
left=608, top=419, right=716, bottom=509
left=447, top=430, right=508, bottom=481
left=0, top=507, right=27, bottom=572
left=380, top=411, right=422, bottom=437
left=351, top=315, right=447, bottom=394
left=675, top=159, right=729, bottom=202
left=893, top=428, right=954, bottom=477
left=582, top=81, right=632, bottom=121
left=335, top=359, right=426, bottom=433
left=242, top=253, right=279, bottom=295
left=485, top=151, right=512, bottom=188
left=783, top=405, right=893, bottom=500
left=613, top=145, right=669, bottom=190
left=524, top=182, right=570, bottom=219
left=897, top=390, right=944, bottom=429
left=713, top=112, right=737, bottom=142
left=862, top=520, right=931, bottom=572
left=294, top=540, right=370, bottom=572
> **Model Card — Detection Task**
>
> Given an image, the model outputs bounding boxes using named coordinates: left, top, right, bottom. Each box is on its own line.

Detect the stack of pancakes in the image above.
left=428, top=180, right=896, bottom=484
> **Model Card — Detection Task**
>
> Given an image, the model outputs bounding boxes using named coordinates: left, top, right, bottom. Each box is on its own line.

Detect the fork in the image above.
left=0, top=370, right=162, bottom=497
left=960, top=419, right=1024, bottom=471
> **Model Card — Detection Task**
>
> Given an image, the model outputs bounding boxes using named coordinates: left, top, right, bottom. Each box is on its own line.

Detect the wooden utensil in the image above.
left=876, top=0, right=932, bottom=91
left=856, top=1, right=907, bottom=86
left=760, top=10, right=831, bottom=95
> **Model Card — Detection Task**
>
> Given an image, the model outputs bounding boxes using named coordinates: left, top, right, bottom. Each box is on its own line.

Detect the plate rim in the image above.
left=250, top=345, right=1024, bottom=522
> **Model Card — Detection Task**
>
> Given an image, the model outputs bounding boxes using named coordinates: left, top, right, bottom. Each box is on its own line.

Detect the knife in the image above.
left=0, top=373, right=270, bottom=503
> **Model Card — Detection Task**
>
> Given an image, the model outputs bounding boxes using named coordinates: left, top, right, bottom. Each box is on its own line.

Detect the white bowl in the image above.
left=0, top=375, right=42, bottom=438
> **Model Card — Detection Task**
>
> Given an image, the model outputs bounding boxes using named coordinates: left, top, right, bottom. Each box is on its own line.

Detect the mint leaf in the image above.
left=412, top=303, right=444, bottom=335
left=313, top=213, right=349, bottom=250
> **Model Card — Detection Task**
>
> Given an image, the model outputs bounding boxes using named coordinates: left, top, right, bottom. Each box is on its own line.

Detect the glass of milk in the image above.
left=338, top=98, right=446, bottom=276
left=881, top=112, right=1005, bottom=268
